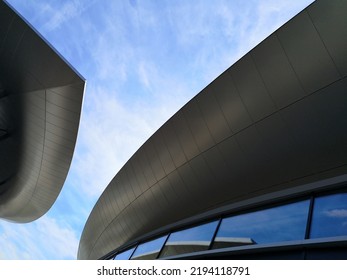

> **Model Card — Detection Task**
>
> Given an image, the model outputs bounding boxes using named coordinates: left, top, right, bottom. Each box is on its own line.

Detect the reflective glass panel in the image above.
left=114, top=247, right=135, bottom=260
left=160, top=220, right=219, bottom=258
left=310, top=192, right=347, bottom=239
left=131, top=235, right=167, bottom=260
left=212, top=200, right=310, bottom=249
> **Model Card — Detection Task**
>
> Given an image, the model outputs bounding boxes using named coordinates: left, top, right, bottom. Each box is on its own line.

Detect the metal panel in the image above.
left=183, top=99, right=214, bottom=152
left=46, top=112, right=78, bottom=134
left=280, top=78, right=347, bottom=175
left=139, top=145, right=157, bottom=189
left=107, top=180, right=121, bottom=214
left=187, top=155, right=216, bottom=202
left=307, top=0, right=347, bottom=77
left=202, top=145, right=230, bottom=186
left=297, top=79, right=347, bottom=169
left=151, top=130, right=175, bottom=175
left=235, top=126, right=271, bottom=187
left=214, top=72, right=252, bottom=133
left=118, top=167, right=136, bottom=204
left=277, top=10, right=340, bottom=94
left=0, top=15, right=27, bottom=68
left=144, top=139, right=165, bottom=182
left=150, top=182, right=170, bottom=213
left=143, top=188, right=159, bottom=219
left=53, top=83, right=85, bottom=102
left=161, top=121, right=186, bottom=168
left=171, top=109, right=200, bottom=160
left=46, top=102, right=80, bottom=125
left=131, top=152, right=149, bottom=193
left=127, top=193, right=146, bottom=230
left=13, top=28, right=81, bottom=90
left=111, top=175, right=129, bottom=210
left=125, top=203, right=143, bottom=237
left=46, top=87, right=82, bottom=113
left=166, top=169, right=191, bottom=203
left=252, top=34, right=305, bottom=109
left=45, top=122, right=76, bottom=143
left=126, top=162, right=144, bottom=198
left=0, top=4, right=14, bottom=49
left=217, top=136, right=249, bottom=188
left=229, top=54, right=276, bottom=121
left=157, top=176, right=179, bottom=209
left=176, top=163, right=200, bottom=209
left=255, top=113, right=299, bottom=184
left=197, top=85, right=232, bottom=143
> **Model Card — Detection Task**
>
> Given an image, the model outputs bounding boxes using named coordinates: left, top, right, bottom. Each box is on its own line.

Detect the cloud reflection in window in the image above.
left=212, top=200, right=310, bottom=249
left=310, top=193, right=347, bottom=238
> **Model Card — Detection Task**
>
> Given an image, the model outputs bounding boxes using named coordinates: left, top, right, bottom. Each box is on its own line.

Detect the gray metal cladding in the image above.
left=308, top=0, right=347, bottom=76
left=78, top=0, right=347, bottom=259
left=0, top=1, right=85, bottom=222
left=251, top=34, right=306, bottom=108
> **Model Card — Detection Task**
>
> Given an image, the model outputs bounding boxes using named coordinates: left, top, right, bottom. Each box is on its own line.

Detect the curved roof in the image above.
left=78, top=0, right=347, bottom=259
left=0, top=1, right=85, bottom=222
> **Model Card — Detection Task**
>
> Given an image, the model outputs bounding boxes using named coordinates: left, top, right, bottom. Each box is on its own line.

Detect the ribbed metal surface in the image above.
left=0, top=1, right=85, bottom=222
left=78, top=0, right=347, bottom=259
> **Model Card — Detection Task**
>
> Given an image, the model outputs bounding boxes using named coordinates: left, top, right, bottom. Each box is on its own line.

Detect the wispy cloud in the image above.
left=0, top=216, right=78, bottom=260
left=324, top=209, right=347, bottom=218
left=40, top=0, right=98, bottom=32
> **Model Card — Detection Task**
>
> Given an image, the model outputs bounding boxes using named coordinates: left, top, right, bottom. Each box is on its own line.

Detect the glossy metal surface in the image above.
left=0, top=1, right=85, bottom=222
left=78, top=0, right=347, bottom=259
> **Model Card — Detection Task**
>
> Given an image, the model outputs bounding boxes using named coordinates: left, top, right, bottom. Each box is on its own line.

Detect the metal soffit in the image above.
left=0, top=1, right=85, bottom=222
left=78, top=0, right=347, bottom=259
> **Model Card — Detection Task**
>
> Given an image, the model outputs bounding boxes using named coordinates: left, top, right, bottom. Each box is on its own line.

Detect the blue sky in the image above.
left=0, top=0, right=314, bottom=259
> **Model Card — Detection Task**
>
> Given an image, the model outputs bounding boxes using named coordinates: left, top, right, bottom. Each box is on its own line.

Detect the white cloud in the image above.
left=324, top=209, right=347, bottom=218
left=91, top=33, right=132, bottom=82
left=0, top=216, right=79, bottom=260
left=137, top=61, right=152, bottom=89
left=41, top=0, right=97, bottom=32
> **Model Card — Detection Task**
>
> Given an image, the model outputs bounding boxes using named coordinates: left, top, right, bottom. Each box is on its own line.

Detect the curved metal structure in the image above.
left=0, top=1, right=85, bottom=222
left=78, top=0, right=347, bottom=259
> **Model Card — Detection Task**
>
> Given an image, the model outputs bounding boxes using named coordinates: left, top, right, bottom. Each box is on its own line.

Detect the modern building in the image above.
left=78, top=0, right=347, bottom=260
left=0, top=1, right=85, bottom=222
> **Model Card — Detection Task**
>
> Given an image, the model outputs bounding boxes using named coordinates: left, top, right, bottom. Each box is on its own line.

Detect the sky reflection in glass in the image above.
left=213, top=200, right=310, bottom=249
left=114, top=247, right=135, bottom=260
left=167, top=221, right=219, bottom=243
left=160, top=221, right=219, bottom=258
left=131, top=235, right=167, bottom=260
left=310, top=193, right=347, bottom=239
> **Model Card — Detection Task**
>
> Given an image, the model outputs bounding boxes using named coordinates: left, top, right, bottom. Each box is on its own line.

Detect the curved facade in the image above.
left=78, top=0, right=347, bottom=260
left=0, top=1, right=85, bottom=222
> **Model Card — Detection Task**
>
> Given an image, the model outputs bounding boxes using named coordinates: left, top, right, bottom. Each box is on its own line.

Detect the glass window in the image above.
left=310, top=192, right=347, bottom=239
left=212, top=200, right=310, bottom=249
left=131, top=235, right=167, bottom=260
left=159, top=220, right=219, bottom=258
left=113, top=247, right=135, bottom=260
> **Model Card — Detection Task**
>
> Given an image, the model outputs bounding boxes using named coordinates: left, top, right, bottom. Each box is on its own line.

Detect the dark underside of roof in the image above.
left=0, top=1, right=85, bottom=222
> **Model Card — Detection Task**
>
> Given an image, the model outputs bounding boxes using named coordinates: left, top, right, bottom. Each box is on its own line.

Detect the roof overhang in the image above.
left=0, top=1, right=85, bottom=222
